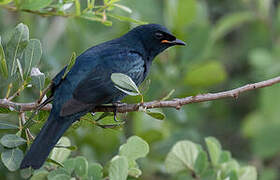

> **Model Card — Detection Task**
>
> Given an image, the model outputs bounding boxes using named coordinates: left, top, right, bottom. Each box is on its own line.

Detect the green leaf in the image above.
left=51, top=174, right=71, bottom=180
left=128, top=167, right=142, bottom=178
left=0, top=0, right=12, bottom=5
left=88, top=163, right=103, bottom=180
left=111, top=73, right=141, bottom=95
left=30, top=170, right=49, bottom=180
left=63, top=158, right=75, bottom=174
left=239, top=166, right=257, bottom=180
left=62, top=52, right=76, bottom=79
left=47, top=168, right=70, bottom=179
left=74, top=156, right=88, bottom=177
left=194, top=150, right=208, bottom=175
left=161, top=89, right=175, bottom=101
left=20, top=0, right=53, bottom=11
left=219, top=150, right=232, bottom=163
left=17, top=58, right=23, bottom=81
left=24, top=39, right=42, bottom=77
left=109, top=156, right=129, bottom=180
left=0, top=134, right=26, bottom=148
left=113, top=4, right=132, bottom=13
left=50, top=137, right=71, bottom=165
left=119, top=136, right=149, bottom=161
left=211, top=12, right=255, bottom=42
left=184, top=61, right=227, bottom=87
left=20, top=167, right=32, bottom=179
left=0, top=121, right=18, bottom=129
left=114, top=86, right=140, bottom=96
left=46, top=158, right=64, bottom=168
left=145, top=109, right=165, bottom=120
left=165, top=140, right=200, bottom=173
left=0, top=36, right=8, bottom=78
left=1, top=148, right=24, bottom=171
left=107, top=13, right=147, bottom=25
left=6, top=23, right=29, bottom=77
left=31, top=67, right=45, bottom=90
left=205, top=137, right=222, bottom=167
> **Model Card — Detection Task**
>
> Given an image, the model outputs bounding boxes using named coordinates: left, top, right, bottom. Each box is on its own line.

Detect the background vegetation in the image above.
left=0, top=0, right=279, bottom=179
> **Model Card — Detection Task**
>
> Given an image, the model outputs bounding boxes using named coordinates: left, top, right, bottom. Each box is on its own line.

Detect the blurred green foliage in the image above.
left=0, top=0, right=280, bottom=179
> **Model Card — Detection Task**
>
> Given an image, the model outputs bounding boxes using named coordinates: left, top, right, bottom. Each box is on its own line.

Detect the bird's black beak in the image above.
left=161, top=39, right=186, bottom=46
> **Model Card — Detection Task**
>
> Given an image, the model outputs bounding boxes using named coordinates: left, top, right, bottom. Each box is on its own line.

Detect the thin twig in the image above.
left=19, top=112, right=34, bottom=141
left=7, top=81, right=26, bottom=101
left=0, top=76, right=280, bottom=113
left=37, top=83, right=52, bottom=104
left=2, top=5, right=75, bottom=18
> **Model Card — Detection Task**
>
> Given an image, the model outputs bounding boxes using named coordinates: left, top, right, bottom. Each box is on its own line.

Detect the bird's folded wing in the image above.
left=60, top=51, right=145, bottom=116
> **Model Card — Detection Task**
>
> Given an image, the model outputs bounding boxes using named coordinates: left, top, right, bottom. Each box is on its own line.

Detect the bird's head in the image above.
left=125, top=24, right=186, bottom=59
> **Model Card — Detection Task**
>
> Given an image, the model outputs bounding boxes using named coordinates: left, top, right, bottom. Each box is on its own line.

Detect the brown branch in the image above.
left=0, top=76, right=280, bottom=113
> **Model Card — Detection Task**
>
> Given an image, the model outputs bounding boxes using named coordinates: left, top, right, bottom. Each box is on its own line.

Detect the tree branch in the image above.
left=1, top=76, right=280, bottom=113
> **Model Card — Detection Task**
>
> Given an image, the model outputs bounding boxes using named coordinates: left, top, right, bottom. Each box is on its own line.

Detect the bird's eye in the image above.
left=155, top=32, right=164, bottom=39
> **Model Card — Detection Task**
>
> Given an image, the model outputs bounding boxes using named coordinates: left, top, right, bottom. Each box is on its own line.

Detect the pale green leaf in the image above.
left=51, top=174, right=71, bottom=180
left=0, top=36, right=8, bottom=78
left=165, top=140, right=200, bottom=173
left=145, top=110, right=165, bottom=120
left=109, top=156, right=129, bottom=180
left=205, top=137, right=222, bottom=167
left=30, top=170, right=49, bottom=180
left=6, top=23, right=29, bottom=77
left=16, top=58, right=23, bottom=81
left=0, top=121, right=18, bottom=129
left=114, top=85, right=140, bottom=96
left=113, top=4, right=132, bottom=13
left=1, top=148, right=24, bottom=171
left=0, top=134, right=26, bottom=148
left=111, top=73, right=140, bottom=94
left=194, top=150, right=208, bottom=175
left=62, top=52, right=76, bottom=79
left=161, top=89, right=175, bottom=101
left=47, top=168, right=70, bottom=179
left=50, top=137, right=71, bottom=165
left=46, top=158, right=64, bottom=168
left=119, top=136, right=149, bottom=161
left=239, top=166, right=257, bottom=180
left=128, top=167, right=142, bottom=178
left=24, top=39, right=42, bottom=77
left=88, top=163, right=103, bottom=180
left=74, top=156, right=88, bottom=177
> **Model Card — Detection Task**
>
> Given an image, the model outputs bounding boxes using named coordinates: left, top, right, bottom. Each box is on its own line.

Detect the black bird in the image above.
left=20, top=24, right=185, bottom=169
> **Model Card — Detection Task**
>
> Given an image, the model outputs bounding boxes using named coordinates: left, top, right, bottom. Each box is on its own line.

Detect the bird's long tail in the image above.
left=20, top=111, right=75, bottom=169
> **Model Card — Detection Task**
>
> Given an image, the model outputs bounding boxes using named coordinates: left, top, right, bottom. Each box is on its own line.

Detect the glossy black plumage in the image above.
left=20, top=24, right=185, bottom=169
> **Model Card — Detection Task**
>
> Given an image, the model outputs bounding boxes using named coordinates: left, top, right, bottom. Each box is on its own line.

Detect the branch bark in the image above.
left=1, top=76, right=280, bottom=113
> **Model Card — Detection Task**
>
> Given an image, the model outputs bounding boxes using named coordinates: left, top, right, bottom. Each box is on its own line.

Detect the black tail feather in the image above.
left=20, top=112, right=74, bottom=169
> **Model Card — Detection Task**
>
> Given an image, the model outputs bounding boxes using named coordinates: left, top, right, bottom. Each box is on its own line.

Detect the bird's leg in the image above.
left=113, top=107, right=119, bottom=122
left=112, top=101, right=127, bottom=122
